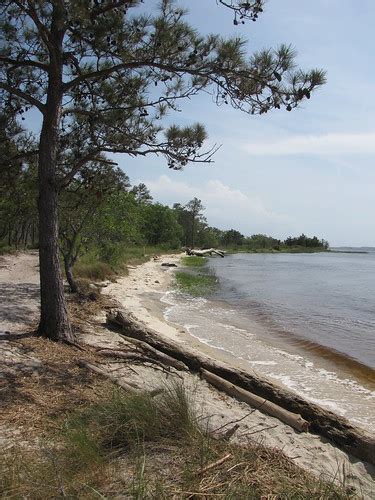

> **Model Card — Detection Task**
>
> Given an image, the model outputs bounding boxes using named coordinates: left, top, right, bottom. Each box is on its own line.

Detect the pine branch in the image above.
left=0, top=82, right=45, bottom=113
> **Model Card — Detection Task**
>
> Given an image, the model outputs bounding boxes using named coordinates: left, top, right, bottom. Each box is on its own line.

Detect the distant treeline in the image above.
left=1, top=150, right=329, bottom=289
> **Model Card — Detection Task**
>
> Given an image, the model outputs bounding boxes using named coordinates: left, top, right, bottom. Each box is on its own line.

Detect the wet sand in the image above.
left=102, top=254, right=375, bottom=497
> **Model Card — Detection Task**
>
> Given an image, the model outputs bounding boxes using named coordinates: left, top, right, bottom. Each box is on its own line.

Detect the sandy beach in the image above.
left=100, top=253, right=375, bottom=497
left=1, top=251, right=374, bottom=497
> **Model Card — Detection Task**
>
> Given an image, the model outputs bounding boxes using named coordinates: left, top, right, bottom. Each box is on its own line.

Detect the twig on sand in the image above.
left=196, top=453, right=232, bottom=476
left=241, top=424, right=279, bottom=437
left=212, top=410, right=256, bottom=433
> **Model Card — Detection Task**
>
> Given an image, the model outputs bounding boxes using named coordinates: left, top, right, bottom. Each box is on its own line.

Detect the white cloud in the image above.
left=143, top=175, right=287, bottom=233
left=242, top=132, right=375, bottom=156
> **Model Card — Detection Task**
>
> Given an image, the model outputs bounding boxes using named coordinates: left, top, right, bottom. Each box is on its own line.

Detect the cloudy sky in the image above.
left=116, top=0, right=375, bottom=247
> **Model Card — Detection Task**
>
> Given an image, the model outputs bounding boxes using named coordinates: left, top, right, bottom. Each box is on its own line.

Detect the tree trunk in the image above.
left=31, top=222, right=36, bottom=247
left=37, top=9, right=74, bottom=342
left=63, top=255, right=79, bottom=294
left=38, top=117, right=73, bottom=341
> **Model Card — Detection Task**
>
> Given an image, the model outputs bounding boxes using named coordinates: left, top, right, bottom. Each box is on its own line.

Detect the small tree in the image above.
left=1, top=0, right=325, bottom=341
left=131, top=183, right=153, bottom=205
left=59, top=161, right=130, bottom=293
left=140, top=203, right=182, bottom=247
left=221, top=229, right=245, bottom=247
left=183, top=198, right=206, bottom=248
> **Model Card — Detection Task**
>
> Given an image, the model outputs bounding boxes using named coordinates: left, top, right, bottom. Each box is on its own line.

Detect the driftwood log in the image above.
left=78, top=359, right=163, bottom=397
left=201, top=369, right=309, bottom=433
left=107, top=309, right=375, bottom=465
left=186, top=248, right=225, bottom=258
left=77, top=360, right=138, bottom=392
left=98, top=340, right=188, bottom=372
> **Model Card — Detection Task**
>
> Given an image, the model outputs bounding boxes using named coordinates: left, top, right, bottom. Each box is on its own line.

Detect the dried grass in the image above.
left=0, top=336, right=112, bottom=443
left=0, top=295, right=354, bottom=499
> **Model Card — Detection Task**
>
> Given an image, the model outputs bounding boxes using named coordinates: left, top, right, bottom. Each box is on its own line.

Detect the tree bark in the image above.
left=37, top=112, right=73, bottom=340
left=201, top=369, right=309, bottom=433
left=63, top=255, right=79, bottom=294
left=37, top=4, right=74, bottom=342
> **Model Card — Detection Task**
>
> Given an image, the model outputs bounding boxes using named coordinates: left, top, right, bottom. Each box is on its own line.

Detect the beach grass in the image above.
left=1, top=382, right=353, bottom=499
left=73, top=245, right=176, bottom=281
left=175, top=270, right=217, bottom=296
left=181, top=255, right=207, bottom=267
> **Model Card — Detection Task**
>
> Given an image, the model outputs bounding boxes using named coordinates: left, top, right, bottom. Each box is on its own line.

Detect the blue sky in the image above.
left=24, top=1, right=375, bottom=246
left=117, top=0, right=375, bottom=247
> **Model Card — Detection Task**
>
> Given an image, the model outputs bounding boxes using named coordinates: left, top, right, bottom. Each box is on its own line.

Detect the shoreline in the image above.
left=103, top=253, right=374, bottom=431
left=101, top=253, right=375, bottom=494
left=1, top=251, right=374, bottom=495
left=103, top=254, right=253, bottom=374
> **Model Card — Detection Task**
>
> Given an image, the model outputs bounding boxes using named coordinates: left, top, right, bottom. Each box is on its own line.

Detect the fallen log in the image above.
left=201, top=369, right=309, bottom=433
left=106, top=309, right=375, bottom=465
left=186, top=248, right=225, bottom=258
left=107, top=337, right=188, bottom=371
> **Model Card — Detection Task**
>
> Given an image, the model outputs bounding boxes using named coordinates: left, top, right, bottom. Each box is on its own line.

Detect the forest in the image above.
left=1, top=127, right=329, bottom=294
left=1, top=0, right=327, bottom=342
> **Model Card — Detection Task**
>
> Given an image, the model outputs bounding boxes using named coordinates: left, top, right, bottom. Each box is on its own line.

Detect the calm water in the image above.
left=162, top=251, right=375, bottom=430
left=208, top=251, right=375, bottom=369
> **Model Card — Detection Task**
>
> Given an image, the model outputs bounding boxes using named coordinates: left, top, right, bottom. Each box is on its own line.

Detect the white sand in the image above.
left=101, top=254, right=375, bottom=498
left=0, top=251, right=40, bottom=335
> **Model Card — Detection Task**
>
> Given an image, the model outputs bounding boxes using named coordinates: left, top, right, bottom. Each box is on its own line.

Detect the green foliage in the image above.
left=0, top=243, right=17, bottom=255
left=3, top=0, right=325, bottom=173
left=131, top=183, right=153, bottom=204
left=73, top=245, right=176, bottom=281
left=176, top=271, right=218, bottom=297
left=65, top=383, right=201, bottom=454
left=173, top=198, right=208, bottom=248
left=285, top=233, right=329, bottom=249
left=0, top=114, right=38, bottom=249
left=223, top=233, right=329, bottom=253
left=221, top=228, right=245, bottom=246
left=181, top=256, right=207, bottom=267
left=73, top=257, right=115, bottom=281
left=140, top=203, right=182, bottom=247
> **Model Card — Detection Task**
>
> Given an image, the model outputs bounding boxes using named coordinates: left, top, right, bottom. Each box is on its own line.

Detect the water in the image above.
left=162, top=251, right=375, bottom=430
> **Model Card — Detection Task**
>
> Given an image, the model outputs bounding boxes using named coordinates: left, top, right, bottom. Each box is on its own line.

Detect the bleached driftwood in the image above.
left=106, top=308, right=375, bottom=465
left=78, top=359, right=163, bottom=397
left=97, top=348, right=187, bottom=372
left=186, top=248, right=225, bottom=258
left=201, top=369, right=309, bottom=433
left=77, top=360, right=138, bottom=392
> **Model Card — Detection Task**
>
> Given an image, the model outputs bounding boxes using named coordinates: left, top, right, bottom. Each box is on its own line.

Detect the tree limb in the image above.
left=0, top=56, right=48, bottom=71
left=0, top=82, right=45, bottom=113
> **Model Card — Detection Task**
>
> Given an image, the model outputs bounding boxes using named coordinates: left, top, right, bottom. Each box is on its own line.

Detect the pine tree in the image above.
left=0, top=0, right=325, bottom=341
